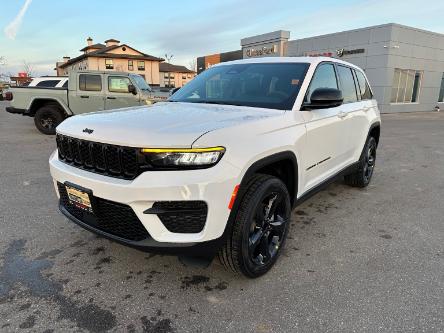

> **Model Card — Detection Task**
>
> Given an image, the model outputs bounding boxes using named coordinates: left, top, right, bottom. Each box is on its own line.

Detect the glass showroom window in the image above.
left=105, top=59, right=114, bottom=70
left=391, top=68, right=422, bottom=103
left=438, top=73, right=444, bottom=102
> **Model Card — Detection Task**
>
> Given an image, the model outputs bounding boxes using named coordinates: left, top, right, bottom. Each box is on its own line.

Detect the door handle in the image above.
left=80, top=95, right=89, bottom=99
left=107, top=97, right=116, bottom=100
left=337, top=111, right=347, bottom=119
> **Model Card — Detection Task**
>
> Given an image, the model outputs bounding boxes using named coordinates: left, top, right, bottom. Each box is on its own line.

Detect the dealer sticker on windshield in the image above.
left=65, top=185, right=93, bottom=213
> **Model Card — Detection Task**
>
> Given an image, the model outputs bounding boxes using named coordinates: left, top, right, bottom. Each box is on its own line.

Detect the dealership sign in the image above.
left=336, top=48, right=365, bottom=57
left=245, top=45, right=278, bottom=57
left=305, top=52, right=334, bottom=57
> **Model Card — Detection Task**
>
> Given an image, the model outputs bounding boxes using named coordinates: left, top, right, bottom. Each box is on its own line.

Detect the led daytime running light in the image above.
left=141, top=147, right=225, bottom=154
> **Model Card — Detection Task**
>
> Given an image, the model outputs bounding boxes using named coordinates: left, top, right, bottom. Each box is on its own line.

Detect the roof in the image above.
left=159, top=63, right=195, bottom=73
left=59, top=44, right=164, bottom=68
left=213, top=56, right=365, bottom=71
left=71, top=70, right=136, bottom=76
left=80, top=43, right=105, bottom=52
left=104, top=38, right=120, bottom=43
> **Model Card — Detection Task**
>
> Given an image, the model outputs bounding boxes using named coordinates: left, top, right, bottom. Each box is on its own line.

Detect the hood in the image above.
left=56, top=102, right=284, bottom=147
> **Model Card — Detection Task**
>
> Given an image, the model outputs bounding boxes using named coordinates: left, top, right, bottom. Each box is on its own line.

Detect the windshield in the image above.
left=170, top=62, right=309, bottom=110
left=131, top=74, right=152, bottom=92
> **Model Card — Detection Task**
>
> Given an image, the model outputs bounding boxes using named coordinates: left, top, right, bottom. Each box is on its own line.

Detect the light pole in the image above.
left=165, top=54, right=173, bottom=88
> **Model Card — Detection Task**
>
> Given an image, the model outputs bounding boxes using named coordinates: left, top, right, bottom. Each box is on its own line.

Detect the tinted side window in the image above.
left=36, top=80, right=60, bottom=87
left=337, top=65, right=358, bottom=103
left=62, top=80, right=68, bottom=88
left=79, top=74, right=102, bottom=91
left=355, top=70, right=373, bottom=100
left=306, top=63, right=338, bottom=102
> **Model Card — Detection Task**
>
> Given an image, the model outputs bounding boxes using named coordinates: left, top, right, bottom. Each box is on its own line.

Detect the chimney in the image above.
left=63, top=56, right=70, bottom=63
left=87, top=37, right=93, bottom=46
left=104, top=38, right=120, bottom=47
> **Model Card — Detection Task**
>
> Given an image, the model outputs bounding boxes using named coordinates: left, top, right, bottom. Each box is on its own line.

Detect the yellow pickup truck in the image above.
left=5, top=70, right=169, bottom=134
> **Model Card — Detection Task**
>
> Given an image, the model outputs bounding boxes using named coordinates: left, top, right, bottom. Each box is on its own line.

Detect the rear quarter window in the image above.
left=79, top=74, right=102, bottom=91
left=355, top=70, right=373, bottom=100
left=36, top=80, right=61, bottom=87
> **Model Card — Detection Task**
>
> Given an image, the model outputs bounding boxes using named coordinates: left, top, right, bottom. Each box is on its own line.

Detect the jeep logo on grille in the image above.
left=82, top=128, right=94, bottom=134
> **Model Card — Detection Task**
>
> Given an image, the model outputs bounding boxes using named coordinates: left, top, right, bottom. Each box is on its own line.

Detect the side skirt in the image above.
left=294, top=162, right=359, bottom=208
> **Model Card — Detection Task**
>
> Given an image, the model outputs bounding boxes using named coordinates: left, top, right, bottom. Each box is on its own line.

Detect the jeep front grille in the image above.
left=56, top=134, right=142, bottom=180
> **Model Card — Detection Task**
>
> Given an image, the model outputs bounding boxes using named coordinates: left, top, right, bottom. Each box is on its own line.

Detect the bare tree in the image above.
left=0, top=56, right=7, bottom=81
left=22, top=60, right=34, bottom=77
left=188, top=59, right=197, bottom=72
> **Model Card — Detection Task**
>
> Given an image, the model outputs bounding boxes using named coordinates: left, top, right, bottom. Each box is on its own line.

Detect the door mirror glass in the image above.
left=305, top=88, right=343, bottom=109
left=170, top=87, right=180, bottom=96
left=128, top=84, right=137, bottom=95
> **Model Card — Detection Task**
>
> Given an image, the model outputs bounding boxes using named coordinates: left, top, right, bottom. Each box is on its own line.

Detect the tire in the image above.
left=344, top=136, right=377, bottom=187
left=218, top=174, right=291, bottom=278
left=34, top=104, right=65, bottom=135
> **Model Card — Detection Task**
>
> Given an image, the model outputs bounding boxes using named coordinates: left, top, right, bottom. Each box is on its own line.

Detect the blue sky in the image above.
left=1, top=0, right=444, bottom=77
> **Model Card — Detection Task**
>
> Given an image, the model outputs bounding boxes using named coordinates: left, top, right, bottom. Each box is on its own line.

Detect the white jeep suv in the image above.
left=49, top=57, right=381, bottom=278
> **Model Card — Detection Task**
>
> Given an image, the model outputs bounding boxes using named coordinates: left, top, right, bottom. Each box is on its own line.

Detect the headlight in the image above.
left=140, top=147, right=225, bottom=169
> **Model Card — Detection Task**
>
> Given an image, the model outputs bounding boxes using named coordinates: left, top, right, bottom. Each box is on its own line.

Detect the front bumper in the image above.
left=59, top=204, right=226, bottom=257
left=49, top=150, right=241, bottom=246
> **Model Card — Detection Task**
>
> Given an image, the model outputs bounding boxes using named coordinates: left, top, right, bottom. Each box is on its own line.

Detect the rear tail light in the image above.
left=4, top=92, right=13, bottom=101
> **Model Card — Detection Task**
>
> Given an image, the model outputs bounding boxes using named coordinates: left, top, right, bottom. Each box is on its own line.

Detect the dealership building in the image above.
left=197, top=23, right=444, bottom=113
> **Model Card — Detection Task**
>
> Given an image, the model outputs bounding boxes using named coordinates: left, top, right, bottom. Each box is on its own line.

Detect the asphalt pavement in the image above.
left=0, top=100, right=443, bottom=332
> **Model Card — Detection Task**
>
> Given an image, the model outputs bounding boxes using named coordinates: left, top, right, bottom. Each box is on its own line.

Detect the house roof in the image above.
left=159, top=63, right=195, bottom=73
left=79, top=43, right=106, bottom=52
left=59, top=44, right=164, bottom=68
left=104, top=38, right=120, bottom=43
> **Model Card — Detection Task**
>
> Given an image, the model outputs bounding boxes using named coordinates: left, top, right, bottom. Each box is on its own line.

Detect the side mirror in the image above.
left=303, top=88, right=343, bottom=110
left=128, top=84, right=137, bottom=95
left=170, top=87, right=180, bottom=96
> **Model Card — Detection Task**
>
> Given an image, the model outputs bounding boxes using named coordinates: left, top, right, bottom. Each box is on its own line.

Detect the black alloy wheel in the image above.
left=39, top=111, right=57, bottom=130
left=363, top=138, right=377, bottom=183
left=218, top=174, right=291, bottom=278
left=344, top=135, right=377, bottom=187
left=248, top=191, right=288, bottom=266
left=34, top=105, right=65, bottom=135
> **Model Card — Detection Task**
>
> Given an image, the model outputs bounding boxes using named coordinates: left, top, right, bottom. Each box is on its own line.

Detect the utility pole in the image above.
left=164, top=54, right=173, bottom=88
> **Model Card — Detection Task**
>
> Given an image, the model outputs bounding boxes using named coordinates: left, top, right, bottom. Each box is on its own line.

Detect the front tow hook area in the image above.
left=178, top=255, right=214, bottom=268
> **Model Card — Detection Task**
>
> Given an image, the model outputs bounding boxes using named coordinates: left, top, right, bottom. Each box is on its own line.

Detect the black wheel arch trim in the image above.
left=217, top=151, right=299, bottom=249
left=29, top=98, right=69, bottom=117
left=368, top=121, right=381, bottom=146
left=241, top=151, right=298, bottom=207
